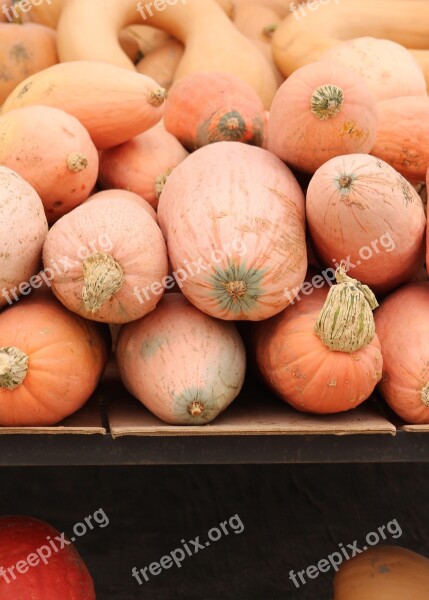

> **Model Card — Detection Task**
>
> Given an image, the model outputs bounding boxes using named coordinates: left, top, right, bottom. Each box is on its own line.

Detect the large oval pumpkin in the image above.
left=306, top=154, right=426, bottom=295
left=117, top=293, right=246, bottom=425
left=0, top=516, right=95, bottom=598
left=0, top=105, right=99, bottom=223
left=157, top=141, right=307, bottom=321
left=375, top=282, right=429, bottom=423
left=0, top=167, right=48, bottom=309
left=0, top=294, right=109, bottom=426
left=333, top=546, right=429, bottom=600
left=43, top=193, right=168, bottom=324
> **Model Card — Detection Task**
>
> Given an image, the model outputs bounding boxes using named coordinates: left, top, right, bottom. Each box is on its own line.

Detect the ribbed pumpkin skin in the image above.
left=0, top=516, right=95, bottom=599
left=164, top=72, right=268, bottom=151
left=1, top=62, right=166, bottom=149
left=98, top=125, right=188, bottom=209
left=0, top=295, right=109, bottom=426
left=320, top=37, right=427, bottom=101
left=333, top=546, right=429, bottom=600
left=267, top=61, right=379, bottom=173
left=306, top=154, right=426, bottom=295
left=117, top=293, right=246, bottom=425
left=0, top=167, right=48, bottom=308
left=0, top=106, right=98, bottom=223
left=157, top=142, right=307, bottom=321
left=87, top=189, right=158, bottom=222
left=371, top=96, right=429, bottom=183
left=375, top=282, right=429, bottom=423
left=43, top=195, right=168, bottom=324
left=251, top=285, right=382, bottom=414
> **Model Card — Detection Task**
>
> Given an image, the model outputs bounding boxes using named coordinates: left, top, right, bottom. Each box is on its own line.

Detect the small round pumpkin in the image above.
left=268, top=61, right=379, bottom=173
left=0, top=105, right=99, bottom=223
left=117, top=293, right=246, bottom=425
left=0, top=294, right=110, bottom=426
left=87, top=189, right=158, bottom=222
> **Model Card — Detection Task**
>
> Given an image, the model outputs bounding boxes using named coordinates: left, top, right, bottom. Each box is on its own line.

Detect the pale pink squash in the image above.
left=157, top=142, right=307, bottom=320
left=0, top=167, right=48, bottom=309
left=1, top=62, right=166, bottom=149
left=371, top=96, right=429, bottom=183
left=87, top=189, right=158, bottom=222
left=320, top=37, right=427, bottom=101
left=268, top=61, right=379, bottom=173
left=251, top=277, right=382, bottom=414
left=117, top=293, right=246, bottom=424
left=0, top=293, right=110, bottom=426
left=306, top=154, right=426, bottom=295
left=42, top=194, right=168, bottom=324
left=0, top=105, right=98, bottom=224
left=375, top=282, right=429, bottom=423
left=98, top=125, right=188, bottom=209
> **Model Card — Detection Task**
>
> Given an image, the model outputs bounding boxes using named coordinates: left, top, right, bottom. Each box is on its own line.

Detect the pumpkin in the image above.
left=306, top=154, right=426, bottom=295
left=87, top=189, right=158, bottom=222
left=99, top=124, right=188, bottom=209
left=333, top=546, right=429, bottom=600
left=374, top=282, right=429, bottom=423
left=251, top=268, right=382, bottom=414
left=56, top=0, right=278, bottom=108
left=136, top=40, right=184, bottom=90
left=0, top=166, right=48, bottom=309
left=43, top=193, right=168, bottom=324
left=0, top=106, right=98, bottom=224
left=267, top=61, right=379, bottom=173
left=117, top=293, right=246, bottom=425
left=272, top=0, right=429, bottom=89
left=0, top=23, right=58, bottom=104
left=371, top=96, right=429, bottom=184
left=164, top=72, right=268, bottom=151
left=16, top=0, right=63, bottom=27
left=0, top=516, right=95, bottom=598
left=233, top=0, right=290, bottom=18
left=157, top=141, right=307, bottom=321
left=0, top=294, right=109, bottom=426
left=320, top=37, right=427, bottom=101
left=1, top=61, right=166, bottom=150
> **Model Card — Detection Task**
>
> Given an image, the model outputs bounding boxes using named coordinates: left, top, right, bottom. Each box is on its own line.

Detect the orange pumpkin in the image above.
left=43, top=193, right=168, bottom=324
left=1, top=61, right=166, bottom=149
left=306, top=154, right=426, bottom=295
left=251, top=273, right=382, bottom=414
left=0, top=105, right=98, bottom=223
left=268, top=61, right=379, bottom=173
left=0, top=166, right=48, bottom=309
left=0, top=23, right=58, bottom=104
left=375, top=282, right=429, bottom=423
left=164, top=72, right=268, bottom=151
left=0, top=294, right=110, bottom=426
left=157, top=141, right=307, bottom=320
left=98, top=124, right=188, bottom=209
left=371, top=96, right=429, bottom=183
left=333, top=546, right=429, bottom=600
left=117, top=293, right=246, bottom=424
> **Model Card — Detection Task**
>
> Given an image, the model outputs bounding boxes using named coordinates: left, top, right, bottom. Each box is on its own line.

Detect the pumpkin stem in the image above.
left=314, top=265, right=378, bottom=353
left=225, top=281, right=247, bottom=301
left=155, top=168, right=173, bottom=199
left=82, top=252, right=125, bottom=313
left=263, top=24, right=278, bottom=38
left=0, top=347, right=28, bottom=390
left=311, top=84, right=344, bottom=120
left=148, top=87, right=167, bottom=107
left=421, top=383, right=429, bottom=408
left=188, top=401, right=205, bottom=417
left=67, top=152, right=88, bottom=173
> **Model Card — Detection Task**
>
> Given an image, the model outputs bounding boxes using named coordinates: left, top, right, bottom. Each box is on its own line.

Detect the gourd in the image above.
left=136, top=40, right=184, bottom=90
left=87, top=189, right=158, bottom=222
left=157, top=141, right=307, bottom=321
left=0, top=105, right=98, bottom=223
left=116, top=293, right=246, bottom=424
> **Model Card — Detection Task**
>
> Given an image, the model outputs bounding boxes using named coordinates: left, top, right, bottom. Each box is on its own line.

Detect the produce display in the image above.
left=0, top=0, right=428, bottom=432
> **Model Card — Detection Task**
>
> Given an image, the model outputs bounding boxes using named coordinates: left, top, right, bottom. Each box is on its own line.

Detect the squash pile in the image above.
left=0, top=0, right=428, bottom=428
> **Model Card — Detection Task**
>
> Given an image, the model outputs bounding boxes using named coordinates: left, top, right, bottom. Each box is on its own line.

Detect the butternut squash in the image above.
left=136, top=40, right=184, bottom=90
